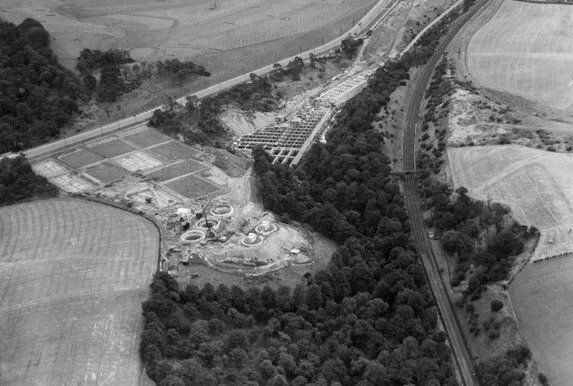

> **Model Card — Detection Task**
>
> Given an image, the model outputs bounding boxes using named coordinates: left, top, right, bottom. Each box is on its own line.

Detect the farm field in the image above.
left=510, top=257, right=573, bottom=386
left=1, top=0, right=377, bottom=78
left=0, top=199, right=158, bottom=385
left=448, top=145, right=573, bottom=261
left=466, top=1, right=573, bottom=111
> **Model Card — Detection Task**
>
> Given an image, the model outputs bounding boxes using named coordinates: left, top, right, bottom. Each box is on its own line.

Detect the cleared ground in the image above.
left=0, top=199, right=158, bottom=385
left=510, top=257, right=573, bottom=386
left=148, top=140, right=201, bottom=161
left=166, top=173, right=222, bottom=198
left=448, top=145, right=573, bottom=261
left=1, top=0, right=376, bottom=76
left=466, top=1, right=573, bottom=111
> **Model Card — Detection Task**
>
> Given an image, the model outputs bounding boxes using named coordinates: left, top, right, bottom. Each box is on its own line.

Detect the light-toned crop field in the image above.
left=510, top=256, right=573, bottom=386
left=0, top=199, right=158, bottom=385
left=448, top=145, right=573, bottom=261
left=1, top=0, right=376, bottom=77
left=466, top=1, right=573, bottom=110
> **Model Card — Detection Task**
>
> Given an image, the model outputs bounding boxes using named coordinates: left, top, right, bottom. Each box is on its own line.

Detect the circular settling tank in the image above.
left=241, top=232, right=264, bottom=247
left=180, top=229, right=206, bottom=243
left=255, top=221, right=278, bottom=236
left=196, top=218, right=220, bottom=230
left=210, top=204, right=234, bottom=217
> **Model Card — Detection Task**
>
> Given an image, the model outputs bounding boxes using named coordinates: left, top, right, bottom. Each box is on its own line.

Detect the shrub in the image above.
left=538, top=372, right=549, bottom=386
left=490, top=300, right=504, bottom=312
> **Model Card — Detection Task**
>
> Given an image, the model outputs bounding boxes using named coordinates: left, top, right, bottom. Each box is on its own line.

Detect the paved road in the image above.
left=13, top=0, right=399, bottom=161
left=401, top=0, right=493, bottom=385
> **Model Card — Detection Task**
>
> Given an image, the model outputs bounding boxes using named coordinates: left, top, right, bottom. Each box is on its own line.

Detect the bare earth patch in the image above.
left=0, top=199, right=158, bottom=385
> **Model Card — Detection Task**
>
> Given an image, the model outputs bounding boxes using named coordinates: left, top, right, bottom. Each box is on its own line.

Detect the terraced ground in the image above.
left=466, top=0, right=573, bottom=111
left=0, top=199, right=158, bottom=385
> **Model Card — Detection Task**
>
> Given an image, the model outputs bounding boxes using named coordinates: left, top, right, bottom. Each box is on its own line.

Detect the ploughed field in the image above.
left=466, top=0, right=573, bottom=110
left=0, top=199, right=159, bottom=385
left=2, top=0, right=376, bottom=79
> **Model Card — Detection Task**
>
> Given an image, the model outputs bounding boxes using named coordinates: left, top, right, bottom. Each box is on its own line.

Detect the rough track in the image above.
left=401, top=0, right=494, bottom=385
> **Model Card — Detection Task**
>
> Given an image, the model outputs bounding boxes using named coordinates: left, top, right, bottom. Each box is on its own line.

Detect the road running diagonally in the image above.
left=401, top=0, right=495, bottom=385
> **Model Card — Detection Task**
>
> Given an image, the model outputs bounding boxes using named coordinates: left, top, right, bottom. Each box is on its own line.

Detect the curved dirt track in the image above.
left=0, top=199, right=159, bottom=385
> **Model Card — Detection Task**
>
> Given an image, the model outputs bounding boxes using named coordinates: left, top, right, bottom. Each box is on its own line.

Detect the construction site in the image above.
left=234, top=68, right=371, bottom=166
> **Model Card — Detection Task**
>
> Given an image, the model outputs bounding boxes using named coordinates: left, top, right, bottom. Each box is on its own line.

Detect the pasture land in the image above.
left=2, top=0, right=376, bottom=77
left=89, top=138, right=137, bottom=158
left=166, top=173, right=222, bottom=198
left=146, top=159, right=207, bottom=182
left=0, top=199, right=158, bottom=385
left=510, top=257, right=573, bottom=386
left=122, top=128, right=172, bottom=148
left=448, top=145, right=573, bottom=261
left=85, top=161, right=130, bottom=183
left=149, top=140, right=201, bottom=161
left=59, top=148, right=104, bottom=168
left=467, top=1, right=573, bottom=110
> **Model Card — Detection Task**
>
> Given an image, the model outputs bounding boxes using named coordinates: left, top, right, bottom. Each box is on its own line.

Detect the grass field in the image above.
left=122, top=128, right=172, bottom=148
left=149, top=140, right=200, bottom=161
left=59, top=148, right=104, bottom=168
left=448, top=145, right=573, bottom=261
left=146, top=159, right=207, bottom=182
left=510, top=257, right=573, bottom=386
left=0, top=199, right=158, bottom=385
left=2, top=0, right=376, bottom=77
left=89, top=138, right=137, bottom=158
left=466, top=1, right=573, bottom=110
left=166, top=173, right=222, bottom=198
left=86, top=161, right=130, bottom=183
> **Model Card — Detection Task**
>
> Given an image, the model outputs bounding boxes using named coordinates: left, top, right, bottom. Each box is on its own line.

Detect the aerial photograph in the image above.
left=0, top=0, right=571, bottom=384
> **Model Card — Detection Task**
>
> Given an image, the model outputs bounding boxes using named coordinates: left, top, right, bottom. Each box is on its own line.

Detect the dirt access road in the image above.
left=401, top=0, right=497, bottom=384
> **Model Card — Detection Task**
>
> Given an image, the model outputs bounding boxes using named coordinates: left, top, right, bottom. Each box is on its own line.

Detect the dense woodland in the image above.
left=0, top=18, right=82, bottom=153
left=0, top=155, right=58, bottom=206
left=139, top=7, right=477, bottom=385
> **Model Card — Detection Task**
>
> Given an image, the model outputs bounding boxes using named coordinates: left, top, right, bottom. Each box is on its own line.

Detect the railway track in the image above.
left=401, top=0, right=494, bottom=385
